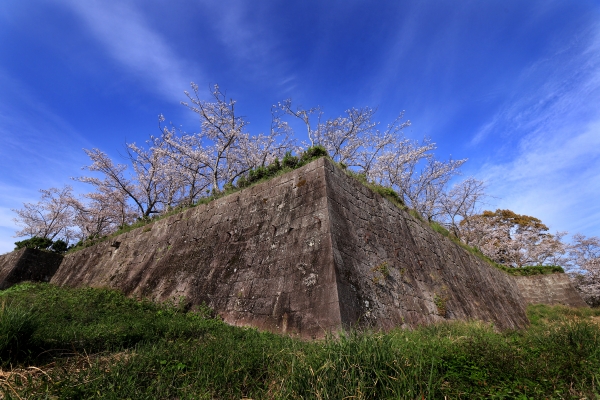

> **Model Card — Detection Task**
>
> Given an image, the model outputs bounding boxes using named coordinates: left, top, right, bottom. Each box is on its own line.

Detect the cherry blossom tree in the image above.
left=70, top=187, right=137, bottom=241
left=12, top=186, right=76, bottom=243
left=278, top=100, right=410, bottom=176
left=568, top=234, right=600, bottom=276
left=437, top=177, right=487, bottom=237
left=459, top=209, right=567, bottom=267
left=76, top=142, right=181, bottom=219
left=278, top=100, right=469, bottom=221
left=180, top=83, right=293, bottom=192
left=150, top=125, right=211, bottom=206
left=372, top=138, right=466, bottom=221
left=126, top=139, right=185, bottom=212
left=178, top=83, right=294, bottom=193
left=567, top=233, right=600, bottom=306
left=277, top=99, right=322, bottom=147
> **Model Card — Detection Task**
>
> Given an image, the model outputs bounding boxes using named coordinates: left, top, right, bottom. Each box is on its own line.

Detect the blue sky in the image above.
left=1, top=0, right=599, bottom=253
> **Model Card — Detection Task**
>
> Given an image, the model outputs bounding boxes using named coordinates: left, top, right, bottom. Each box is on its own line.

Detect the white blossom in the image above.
left=12, top=186, right=76, bottom=243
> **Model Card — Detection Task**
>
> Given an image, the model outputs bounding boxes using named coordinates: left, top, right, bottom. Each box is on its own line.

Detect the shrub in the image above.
left=14, top=236, right=53, bottom=251
left=267, top=157, right=281, bottom=174
left=236, top=175, right=248, bottom=188
left=282, top=151, right=298, bottom=168
left=248, top=165, right=269, bottom=183
left=14, top=237, right=70, bottom=254
left=50, top=239, right=68, bottom=253
left=299, top=145, right=328, bottom=164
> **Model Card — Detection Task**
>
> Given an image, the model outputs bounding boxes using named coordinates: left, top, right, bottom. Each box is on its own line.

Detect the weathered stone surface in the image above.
left=49, top=158, right=531, bottom=337
left=53, top=160, right=338, bottom=338
left=0, top=248, right=63, bottom=290
left=513, top=274, right=588, bottom=308
left=323, top=160, right=529, bottom=331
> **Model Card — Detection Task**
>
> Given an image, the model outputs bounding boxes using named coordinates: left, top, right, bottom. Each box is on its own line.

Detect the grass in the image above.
left=342, top=169, right=406, bottom=209
left=1, top=283, right=599, bottom=399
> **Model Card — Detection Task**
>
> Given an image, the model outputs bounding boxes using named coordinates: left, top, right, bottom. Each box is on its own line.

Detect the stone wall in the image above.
left=323, top=160, right=529, bottom=331
left=513, top=273, right=588, bottom=308
left=0, top=248, right=63, bottom=290
left=52, top=159, right=339, bottom=339
left=50, top=158, right=531, bottom=337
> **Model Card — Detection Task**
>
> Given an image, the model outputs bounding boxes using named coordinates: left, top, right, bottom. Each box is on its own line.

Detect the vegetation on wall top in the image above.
left=10, top=84, right=599, bottom=281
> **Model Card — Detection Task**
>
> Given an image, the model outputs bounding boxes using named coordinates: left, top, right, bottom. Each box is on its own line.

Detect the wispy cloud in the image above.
left=0, top=70, right=91, bottom=185
left=197, top=0, right=295, bottom=92
left=472, top=24, right=600, bottom=146
left=0, top=70, right=93, bottom=253
left=476, top=24, right=600, bottom=238
left=55, top=0, right=198, bottom=102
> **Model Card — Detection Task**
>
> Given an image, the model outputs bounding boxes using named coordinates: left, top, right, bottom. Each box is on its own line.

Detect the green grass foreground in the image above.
left=1, top=284, right=599, bottom=399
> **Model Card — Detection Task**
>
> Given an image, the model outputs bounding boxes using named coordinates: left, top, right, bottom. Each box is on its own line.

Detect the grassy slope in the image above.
left=1, top=283, right=599, bottom=399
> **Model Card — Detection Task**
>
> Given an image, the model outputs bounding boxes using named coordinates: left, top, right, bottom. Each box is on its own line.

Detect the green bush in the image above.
left=14, top=236, right=70, bottom=254
left=282, top=150, right=299, bottom=168
left=239, top=146, right=330, bottom=188
left=268, top=157, right=281, bottom=174
left=299, top=145, right=328, bottom=164
left=14, top=236, right=53, bottom=251
left=50, top=239, right=68, bottom=253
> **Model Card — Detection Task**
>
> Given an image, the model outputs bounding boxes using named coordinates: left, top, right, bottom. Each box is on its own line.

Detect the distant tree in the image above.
left=12, top=186, right=75, bottom=243
left=567, top=233, right=600, bottom=306
left=437, top=177, right=487, bottom=237
left=568, top=233, right=600, bottom=277
left=460, top=209, right=567, bottom=267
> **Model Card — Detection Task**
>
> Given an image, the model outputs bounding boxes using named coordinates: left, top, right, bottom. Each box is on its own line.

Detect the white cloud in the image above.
left=475, top=24, right=600, bottom=239
left=0, top=234, right=16, bottom=255
left=55, top=0, right=198, bottom=101
left=197, top=0, right=295, bottom=91
left=472, top=23, right=600, bottom=145
left=482, top=121, right=600, bottom=233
